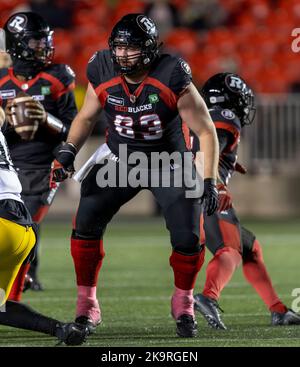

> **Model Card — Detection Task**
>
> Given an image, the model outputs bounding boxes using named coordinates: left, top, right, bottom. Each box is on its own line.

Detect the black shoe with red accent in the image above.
left=194, top=293, right=227, bottom=330
left=23, top=274, right=33, bottom=293
left=23, top=275, right=44, bottom=292
left=271, top=309, right=300, bottom=326
left=175, top=314, right=198, bottom=338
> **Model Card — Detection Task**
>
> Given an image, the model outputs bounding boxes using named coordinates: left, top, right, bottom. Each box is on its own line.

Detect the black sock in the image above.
left=0, top=300, right=62, bottom=336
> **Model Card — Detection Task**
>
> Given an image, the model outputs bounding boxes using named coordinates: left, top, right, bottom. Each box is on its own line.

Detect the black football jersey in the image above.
left=0, top=64, right=77, bottom=168
left=192, top=106, right=241, bottom=185
left=87, top=50, right=192, bottom=157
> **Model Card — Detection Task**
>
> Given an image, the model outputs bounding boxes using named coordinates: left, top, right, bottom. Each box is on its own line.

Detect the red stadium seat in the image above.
left=274, top=51, right=299, bottom=83
left=257, top=65, right=289, bottom=94
left=238, top=47, right=262, bottom=72
left=250, top=29, right=278, bottom=57
left=170, top=0, right=189, bottom=10
left=188, top=48, right=225, bottom=86
left=72, top=53, right=90, bottom=85
left=164, top=28, right=199, bottom=57
left=205, top=28, right=238, bottom=55
left=51, top=0, right=300, bottom=92
left=111, top=0, right=144, bottom=27
left=0, top=0, right=28, bottom=12
left=0, top=1, right=29, bottom=27
left=235, top=13, right=258, bottom=29
left=52, top=30, right=73, bottom=64
left=248, top=0, right=270, bottom=22
left=219, top=0, right=242, bottom=12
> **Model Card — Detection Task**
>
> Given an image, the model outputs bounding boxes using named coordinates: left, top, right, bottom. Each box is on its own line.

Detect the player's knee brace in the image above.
left=171, top=231, right=201, bottom=255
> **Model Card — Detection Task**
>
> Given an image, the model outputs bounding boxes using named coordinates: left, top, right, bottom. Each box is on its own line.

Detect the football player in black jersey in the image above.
left=0, top=104, right=88, bottom=346
left=193, top=73, right=300, bottom=329
left=51, top=13, right=219, bottom=338
left=1, top=12, right=77, bottom=294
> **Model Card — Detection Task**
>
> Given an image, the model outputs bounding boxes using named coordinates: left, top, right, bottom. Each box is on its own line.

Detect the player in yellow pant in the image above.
left=0, top=105, right=88, bottom=344
left=0, top=218, right=36, bottom=307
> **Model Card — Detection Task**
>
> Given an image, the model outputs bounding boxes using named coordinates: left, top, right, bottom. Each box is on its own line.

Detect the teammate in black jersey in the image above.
left=51, top=13, right=219, bottom=338
left=192, top=73, right=300, bottom=329
left=1, top=12, right=77, bottom=293
left=0, top=104, right=88, bottom=346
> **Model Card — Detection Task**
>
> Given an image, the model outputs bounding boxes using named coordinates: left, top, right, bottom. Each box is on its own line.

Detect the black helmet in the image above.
left=4, top=12, right=54, bottom=67
left=201, top=72, right=256, bottom=126
left=109, top=13, right=160, bottom=75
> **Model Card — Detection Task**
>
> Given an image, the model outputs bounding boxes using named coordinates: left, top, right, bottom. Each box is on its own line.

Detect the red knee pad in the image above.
left=214, top=246, right=242, bottom=267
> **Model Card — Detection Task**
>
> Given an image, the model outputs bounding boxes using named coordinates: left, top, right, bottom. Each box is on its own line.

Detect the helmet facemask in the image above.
left=10, top=30, right=54, bottom=66
left=110, top=37, right=158, bottom=75
left=4, top=12, right=55, bottom=72
left=224, top=74, right=256, bottom=126
left=110, top=38, right=143, bottom=75
left=109, top=14, right=160, bottom=76
left=240, top=88, right=256, bottom=126
left=202, top=73, right=256, bottom=127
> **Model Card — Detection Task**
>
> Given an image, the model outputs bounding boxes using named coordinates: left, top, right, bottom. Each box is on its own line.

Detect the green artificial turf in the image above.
left=1, top=217, right=299, bottom=347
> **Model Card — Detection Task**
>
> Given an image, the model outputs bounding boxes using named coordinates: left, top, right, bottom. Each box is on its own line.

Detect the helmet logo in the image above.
left=66, top=65, right=75, bottom=77
left=180, top=60, right=191, bottom=75
left=137, top=15, right=155, bottom=33
left=221, top=109, right=235, bottom=120
left=88, top=52, right=97, bottom=63
left=227, top=76, right=244, bottom=92
left=7, top=14, right=27, bottom=33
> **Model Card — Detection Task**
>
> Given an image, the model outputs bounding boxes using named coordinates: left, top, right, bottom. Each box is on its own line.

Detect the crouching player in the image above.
left=193, top=73, right=300, bottom=329
left=0, top=105, right=88, bottom=345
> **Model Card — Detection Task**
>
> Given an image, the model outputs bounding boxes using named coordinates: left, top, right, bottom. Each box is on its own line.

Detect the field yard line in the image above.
left=147, top=338, right=300, bottom=343
left=44, top=233, right=300, bottom=248
left=23, top=294, right=293, bottom=302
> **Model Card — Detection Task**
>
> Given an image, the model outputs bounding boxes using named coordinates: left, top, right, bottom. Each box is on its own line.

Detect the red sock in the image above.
left=169, top=248, right=205, bottom=290
left=203, top=247, right=242, bottom=300
left=8, top=263, right=30, bottom=301
left=243, top=240, right=287, bottom=313
left=71, top=237, right=105, bottom=286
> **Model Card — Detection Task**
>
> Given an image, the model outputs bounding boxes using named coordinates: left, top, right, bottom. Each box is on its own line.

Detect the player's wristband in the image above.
left=204, top=178, right=216, bottom=187
left=54, top=142, right=77, bottom=169
left=46, top=113, right=65, bottom=134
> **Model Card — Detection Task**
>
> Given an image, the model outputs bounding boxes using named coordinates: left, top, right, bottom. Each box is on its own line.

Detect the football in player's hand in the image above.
left=8, top=92, right=40, bottom=140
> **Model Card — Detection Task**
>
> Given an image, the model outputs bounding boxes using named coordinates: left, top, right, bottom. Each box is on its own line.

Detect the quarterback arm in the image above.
left=177, top=83, right=219, bottom=180
left=50, top=83, right=101, bottom=183
left=66, top=83, right=102, bottom=151
left=45, top=90, right=77, bottom=139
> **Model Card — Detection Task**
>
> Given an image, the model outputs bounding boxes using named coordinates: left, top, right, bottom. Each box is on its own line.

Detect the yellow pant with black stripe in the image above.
left=0, top=218, right=36, bottom=307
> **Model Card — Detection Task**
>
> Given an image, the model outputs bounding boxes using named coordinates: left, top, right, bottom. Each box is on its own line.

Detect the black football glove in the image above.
left=50, top=142, right=77, bottom=186
left=201, top=178, right=219, bottom=216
